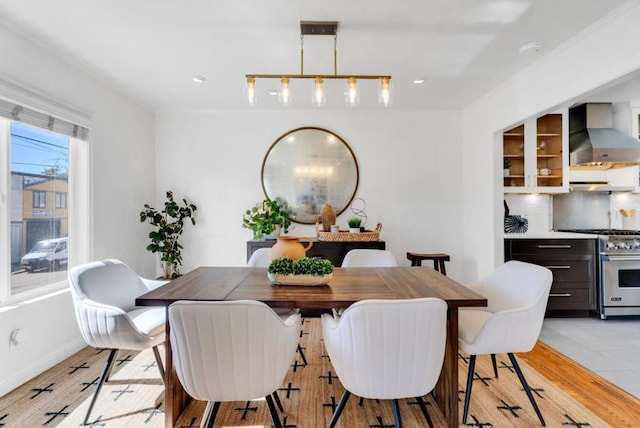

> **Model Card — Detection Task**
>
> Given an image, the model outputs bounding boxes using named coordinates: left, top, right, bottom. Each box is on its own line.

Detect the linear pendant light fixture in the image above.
left=246, top=21, right=392, bottom=107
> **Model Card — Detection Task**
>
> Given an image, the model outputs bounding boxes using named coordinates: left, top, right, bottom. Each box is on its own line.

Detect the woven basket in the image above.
left=317, top=222, right=382, bottom=242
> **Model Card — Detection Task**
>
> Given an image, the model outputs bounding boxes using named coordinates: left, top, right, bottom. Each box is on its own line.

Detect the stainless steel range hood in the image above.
left=569, top=103, right=640, bottom=169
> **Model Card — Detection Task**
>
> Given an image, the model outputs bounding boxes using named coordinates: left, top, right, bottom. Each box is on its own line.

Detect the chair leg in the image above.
left=508, top=353, right=546, bottom=426
left=462, top=354, right=476, bottom=424
left=329, top=390, right=351, bottom=428
left=265, top=394, right=282, bottom=428
left=272, top=390, right=284, bottom=412
left=392, top=399, right=403, bottom=428
left=491, top=353, right=498, bottom=378
left=297, top=343, right=308, bottom=366
left=200, top=401, right=220, bottom=428
left=152, top=345, right=165, bottom=383
left=415, top=396, right=434, bottom=428
left=83, top=349, right=118, bottom=426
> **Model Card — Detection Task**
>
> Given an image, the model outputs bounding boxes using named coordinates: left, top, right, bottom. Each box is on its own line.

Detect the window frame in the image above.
left=32, top=190, right=46, bottom=208
left=0, top=86, right=91, bottom=305
left=55, top=192, right=67, bottom=209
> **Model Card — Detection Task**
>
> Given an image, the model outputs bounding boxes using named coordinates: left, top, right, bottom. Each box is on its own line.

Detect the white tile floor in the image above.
left=540, top=315, right=640, bottom=399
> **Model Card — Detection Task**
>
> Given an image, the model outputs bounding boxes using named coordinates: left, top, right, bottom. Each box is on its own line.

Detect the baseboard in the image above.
left=0, top=337, right=86, bottom=397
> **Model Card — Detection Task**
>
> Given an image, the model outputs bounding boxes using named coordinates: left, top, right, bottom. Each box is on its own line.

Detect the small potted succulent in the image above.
left=348, top=217, right=362, bottom=233
left=242, top=197, right=294, bottom=240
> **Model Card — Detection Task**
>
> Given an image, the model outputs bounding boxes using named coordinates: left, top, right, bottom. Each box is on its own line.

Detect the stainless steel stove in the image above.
left=559, top=229, right=640, bottom=319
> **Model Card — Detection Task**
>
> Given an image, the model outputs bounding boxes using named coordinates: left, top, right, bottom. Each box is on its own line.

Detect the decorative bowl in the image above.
left=267, top=272, right=332, bottom=286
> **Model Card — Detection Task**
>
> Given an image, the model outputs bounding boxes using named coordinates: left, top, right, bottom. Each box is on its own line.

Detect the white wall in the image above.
left=0, top=17, right=156, bottom=395
left=155, top=109, right=465, bottom=276
left=462, top=1, right=640, bottom=281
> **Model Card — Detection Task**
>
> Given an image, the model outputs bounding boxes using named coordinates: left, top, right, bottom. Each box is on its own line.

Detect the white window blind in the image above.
left=0, top=97, right=89, bottom=140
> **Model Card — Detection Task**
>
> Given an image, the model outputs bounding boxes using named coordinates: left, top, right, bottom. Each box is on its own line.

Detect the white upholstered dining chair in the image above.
left=458, top=260, right=553, bottom=426
left=321, top=298, right=448, bottom=428
left=68, top=259, right=167, bottom=426
left=247, top=247, right=308, bottom=365
left=341, top=249, right=398, bottom=267
left=168, top=300, right=301, bottom=428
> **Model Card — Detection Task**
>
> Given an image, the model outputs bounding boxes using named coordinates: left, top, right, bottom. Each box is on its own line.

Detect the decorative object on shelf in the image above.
left=348, top=217, right=362, bottom=233
left=503, top=158, right=511, bottom=176
left=139, top=190, right=197, bottom=279
left=349, top=197, right=368, bottom=227
left=321, top=204, right=337, bottom=232
left=245, top=21, right=392, bottom=107
left=317, top=222, right=383, bottom=242
left=270, top=236, right=314, bottom=260
left=242, top=197, right=294, bottom=240
left=503, top=200, right=528, bottom=234
left=262, top=127, right=359, bottom=224
left=267, top=257, right=335, bottom=286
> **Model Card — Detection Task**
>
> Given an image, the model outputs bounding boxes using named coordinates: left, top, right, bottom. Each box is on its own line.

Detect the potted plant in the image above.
left=139, top=191, right=197, bottom=279
left=348, top=217, right=362, bottom=233
left=242, top=197, right=294, bottom=240
left=267, top=257, right=334, bottom=285
left=503, top=158, right=511, bottom=176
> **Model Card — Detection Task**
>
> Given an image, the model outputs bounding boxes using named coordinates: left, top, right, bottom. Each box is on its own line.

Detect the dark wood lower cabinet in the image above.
left=504, top=238, right=598, bottom=316
left=247, top=239, right=386, bottom=266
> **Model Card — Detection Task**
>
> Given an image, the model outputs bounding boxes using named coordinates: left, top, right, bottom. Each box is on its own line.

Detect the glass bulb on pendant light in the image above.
left=312, top=77, right=326, bottom=107
left=345, top=77, right=359, bottom=107
left=246, top=77, right=257, bottom=106
left=378, top=77, right=392, bottom=107
left=279, top=77, right=292, bottom=106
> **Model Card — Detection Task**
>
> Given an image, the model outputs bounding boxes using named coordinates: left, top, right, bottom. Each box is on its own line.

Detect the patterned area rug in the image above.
left=0, top=318, right=611, bottom=427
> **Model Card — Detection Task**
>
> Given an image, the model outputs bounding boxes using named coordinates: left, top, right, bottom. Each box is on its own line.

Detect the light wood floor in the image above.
left=521, top=341, right=640, bottom=427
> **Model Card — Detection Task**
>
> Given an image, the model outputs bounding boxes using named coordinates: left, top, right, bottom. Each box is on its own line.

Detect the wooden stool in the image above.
left=406, top=252, right=450, bottom=276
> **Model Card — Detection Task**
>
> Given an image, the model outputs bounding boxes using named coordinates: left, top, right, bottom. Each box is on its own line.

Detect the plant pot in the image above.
left=503, top=168, right=510, bottom=177
left=263, top=224, right=281, bottom=240
left=349, top=228, right=360, bottom=233
left=270, top=236, right=314, bottom=260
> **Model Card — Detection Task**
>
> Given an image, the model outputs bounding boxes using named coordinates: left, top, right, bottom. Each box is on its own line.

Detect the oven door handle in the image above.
left=602, top=255, right=640, bottom=262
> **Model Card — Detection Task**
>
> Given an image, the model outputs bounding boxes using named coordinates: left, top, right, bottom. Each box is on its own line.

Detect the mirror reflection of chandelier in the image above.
left=245, top=21, right=392, bottom=108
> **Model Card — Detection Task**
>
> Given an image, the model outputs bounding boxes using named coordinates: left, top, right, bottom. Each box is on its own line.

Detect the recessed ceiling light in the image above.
left=519, top=42, right=544, bottom=55
left=413, top=79, right=425, bottom=84
left=192, top=75, right=207, bottom=83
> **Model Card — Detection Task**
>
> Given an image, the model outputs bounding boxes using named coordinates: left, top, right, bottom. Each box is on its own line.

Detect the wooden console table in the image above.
left=247, top=239, right=386, bottom=266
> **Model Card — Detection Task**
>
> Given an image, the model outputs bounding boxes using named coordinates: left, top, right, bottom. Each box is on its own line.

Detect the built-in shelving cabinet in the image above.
left=503, top=110, right=569, bottom=193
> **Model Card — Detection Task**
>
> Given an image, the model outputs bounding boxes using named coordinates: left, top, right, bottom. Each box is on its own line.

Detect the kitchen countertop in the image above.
left=504, top=231, right=599, bottom=239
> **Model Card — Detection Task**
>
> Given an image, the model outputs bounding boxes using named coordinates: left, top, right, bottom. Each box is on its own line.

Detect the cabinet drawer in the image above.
left=547, top=288, right=594, bottom=310
left=507, top=255, right=595, bottom=284
left=509, top=239, right=596, bottom=254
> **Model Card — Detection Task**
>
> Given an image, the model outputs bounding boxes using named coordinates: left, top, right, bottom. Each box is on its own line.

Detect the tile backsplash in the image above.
left=505, top=192, right=640, bottom=234
left=610, top=193, right=640, bottom=230
left=503, top=194, right=553, bottom=233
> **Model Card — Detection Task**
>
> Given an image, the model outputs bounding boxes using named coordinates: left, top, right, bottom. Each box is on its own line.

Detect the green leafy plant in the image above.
left=242, top=197, right=294, bottom=240
left=268, top=257, right=334, bottom=276
left=503, top=158, right=511, bottom=169
left=348, top=217, right=362, bottom=228
left=139, top=191, right=197, bottom=278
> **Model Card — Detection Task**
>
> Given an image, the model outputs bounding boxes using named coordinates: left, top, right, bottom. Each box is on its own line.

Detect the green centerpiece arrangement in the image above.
left=267, top=257, right=334, bottom=286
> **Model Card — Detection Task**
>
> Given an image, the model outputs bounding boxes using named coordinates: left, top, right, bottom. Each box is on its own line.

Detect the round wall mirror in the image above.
left=261, top=127, right=359, bottom=224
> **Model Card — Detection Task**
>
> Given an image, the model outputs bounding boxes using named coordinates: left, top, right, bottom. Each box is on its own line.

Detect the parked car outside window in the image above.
left=20, top=237, right=68, bottom=273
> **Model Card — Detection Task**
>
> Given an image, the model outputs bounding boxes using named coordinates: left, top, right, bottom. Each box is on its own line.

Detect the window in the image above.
left=33, top=190, right=46, bottom=208
left=0, top=92, right=90, bottom=302
left=55, top=192, right=67, bottom=208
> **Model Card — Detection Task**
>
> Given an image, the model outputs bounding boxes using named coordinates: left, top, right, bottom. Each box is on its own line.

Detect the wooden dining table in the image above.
left=135, top=266, right=487, bottom=428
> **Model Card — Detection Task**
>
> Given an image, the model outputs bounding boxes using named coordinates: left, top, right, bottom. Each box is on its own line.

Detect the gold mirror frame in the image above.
left=261, top=127, right=359, bottom=224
